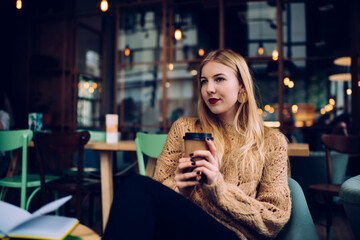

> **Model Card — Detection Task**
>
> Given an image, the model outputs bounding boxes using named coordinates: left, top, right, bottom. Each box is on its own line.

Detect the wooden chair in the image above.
left=0, top=130, right=59, bottom=210
left=135, top=132, right=168, bottom=177
left=34, top=131, right=100, bottom=220
left=308, top=134, right=360, bottom=240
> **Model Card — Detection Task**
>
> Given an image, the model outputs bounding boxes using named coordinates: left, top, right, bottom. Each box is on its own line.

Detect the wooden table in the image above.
left=85, top=141, right=136, bottom=230
left=69, top=224, right=100, bottom=240
left=288, top=143, right=309, bottom=157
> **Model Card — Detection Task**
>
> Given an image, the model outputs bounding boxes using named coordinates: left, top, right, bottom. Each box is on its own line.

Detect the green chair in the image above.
left=277, top=178, right=320, bottom=240
left=339, top=175, right=360, bottom=239
left=135, top=132, right=168, bottom=177
left=0, top=130, right=58, bottom=210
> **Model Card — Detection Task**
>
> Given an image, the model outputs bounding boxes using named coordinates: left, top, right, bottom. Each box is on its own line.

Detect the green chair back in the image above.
left=135, top=132, right=168, bottom=176
left=277, top=178, right=320, bottom=240
left=88, top=130, right=106, bottom=142
left=0, top=130, right=34, bottom=209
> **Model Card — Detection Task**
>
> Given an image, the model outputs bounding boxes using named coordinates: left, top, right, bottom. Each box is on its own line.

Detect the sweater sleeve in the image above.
left=153, top=117, right=188, bottom=190
left=201, top=131, right=291, bottom=238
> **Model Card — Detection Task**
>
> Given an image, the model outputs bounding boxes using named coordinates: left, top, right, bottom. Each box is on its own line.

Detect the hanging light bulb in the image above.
left=16, top=0, right=22, bottom=9
left=283, top=77, right=290, bottom=86
left=100, top=0, right=108, bottom=12
left=198, top=48, right=205, bottom=57
left=124, top=47, right=130, bottom=56
left=257, top=42, right=264, bottom=56
left=347, top=89, right=352, bottom=95
left=288, top=81, right=294, bottom=88
left=272, top=50, right=279, bottom=61
left=174, top=28, right=182, bottom=41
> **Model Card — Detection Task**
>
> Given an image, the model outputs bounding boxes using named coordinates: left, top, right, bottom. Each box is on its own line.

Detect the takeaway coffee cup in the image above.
left=183, top=132, right=214, bottom=158
left=183, top=133, right=213, bottom=183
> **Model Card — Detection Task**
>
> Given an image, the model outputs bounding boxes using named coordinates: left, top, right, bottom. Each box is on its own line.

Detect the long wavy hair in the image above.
left=197, top=49, right=265, bottom=171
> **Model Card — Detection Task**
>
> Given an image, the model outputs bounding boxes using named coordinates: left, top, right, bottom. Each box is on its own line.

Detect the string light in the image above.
left=347, top=89, right=352, bottom=95
left=283, top=77, right=290, bottom=86
left=264, top=105, right=271, bottom=112
left=16, top=0, right=22, bottom=9
left=198, top=48, right=205, bottom=57
left=124, top=47, right=130, bottom=56
left=292, top=105, right=298, bottom=113
left=272, top=50, right=279, bottom=61
left=288, top=81, right=294, bottom=88
left=174, top=29, right=182, bottom=40
left=329, top=98, right=335, bottom=105
left=100, top=0, right=108, bottom=12
left=257, top=43, right=264, bottom=56
left=168, top=63, right=174, bottom=71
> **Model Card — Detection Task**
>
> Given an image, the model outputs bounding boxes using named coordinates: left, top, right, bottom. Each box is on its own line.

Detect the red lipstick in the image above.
left=208, top=98, right=219, bottom=104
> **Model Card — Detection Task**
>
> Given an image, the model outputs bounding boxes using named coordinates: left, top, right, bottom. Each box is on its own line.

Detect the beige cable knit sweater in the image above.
left=153, top=117, right=291, bottom=239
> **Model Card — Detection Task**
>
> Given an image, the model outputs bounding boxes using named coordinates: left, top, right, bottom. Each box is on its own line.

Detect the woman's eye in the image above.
left=216, top=77, right=225, bottom=82
left=200, top=80, right=208, bottom=86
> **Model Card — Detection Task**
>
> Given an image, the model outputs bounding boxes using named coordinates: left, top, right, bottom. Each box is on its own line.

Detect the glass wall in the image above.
left=113, top=0, right=354, bottom=142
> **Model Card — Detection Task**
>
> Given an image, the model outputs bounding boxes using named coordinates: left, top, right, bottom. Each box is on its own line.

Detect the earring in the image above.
left=238, top=92, right=248, bottom=103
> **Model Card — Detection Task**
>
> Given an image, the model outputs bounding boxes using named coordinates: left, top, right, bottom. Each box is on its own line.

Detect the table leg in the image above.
left=100, top=151, right=113, bottom=231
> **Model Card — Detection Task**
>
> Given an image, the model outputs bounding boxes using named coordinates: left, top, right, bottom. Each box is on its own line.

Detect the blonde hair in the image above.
left=197, top=49, right=265, bottom=172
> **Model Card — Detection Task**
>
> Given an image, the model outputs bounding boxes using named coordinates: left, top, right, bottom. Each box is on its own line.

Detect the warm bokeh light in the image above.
left=100, top=0, right=108, bottom=12
left=124, top=48, right=130, bottom=56
left=168, top=63, right=174, bottom=71
left=174, top=29, right=182, bottom=40
left=292, top=105, right=298, bottom=113
left=272, top=50, right=278, bottom=61
left=325, top=104, right=333, bottom=112
left=283, top=77, right=290, bottom=86
left=288, top=81, right=294, bottom=88
left=258, top=46, right=264, bottom=55
left=198, top=48, right=205, bottom=57
left=329, top=98, right=335, bottom=105
left=84, top=82, right=90, bottom=89
left=190, top=70, right=197, bottom=76
left=89, top=87, right=95, bottom=93
left=269, top=107, right=275, bottom=114
left=78, top=83, right=81, bottom=88
left=264, top=121, right=280, bottom=128
left=320, top=108, right=326, bottom=115
left=347, top=88, right=352, bottom=95
left=258, top=108, right=263, bottom=115
left=264, top=105, right=271, bottom=112
left=358, top=81, right=360, bottom=87
left=295, top=121, right=304, bottom=127
left=165, top=82, right=171, bottom=88
left=16, top=0, right=22, bottom=9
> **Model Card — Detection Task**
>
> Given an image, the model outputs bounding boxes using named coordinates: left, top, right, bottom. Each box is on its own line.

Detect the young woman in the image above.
left=103, top=49, right=291, bottom=240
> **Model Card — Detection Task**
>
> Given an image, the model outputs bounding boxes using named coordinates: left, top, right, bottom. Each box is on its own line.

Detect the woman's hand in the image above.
left=174, top=153, right=201, bottom=197
left=192, top=138, right=219, bottom=185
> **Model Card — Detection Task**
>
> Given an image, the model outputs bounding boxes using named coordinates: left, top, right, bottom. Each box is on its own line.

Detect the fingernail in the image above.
left=191, top=158, right=196, bottom=162
left=189, top=153, right=194, bottom=157
left=197, top=171, right=201, bottom=175
left=192, top=162, right=196, bottom=166
left=206, top=137, right=211, bottom=141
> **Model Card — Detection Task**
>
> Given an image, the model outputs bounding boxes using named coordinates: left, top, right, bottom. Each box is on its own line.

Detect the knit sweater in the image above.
left=153, top=117, right=291, bottom=239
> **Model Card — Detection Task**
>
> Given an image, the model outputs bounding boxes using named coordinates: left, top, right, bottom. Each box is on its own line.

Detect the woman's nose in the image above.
left=206, top=82, right=216, bottom=93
